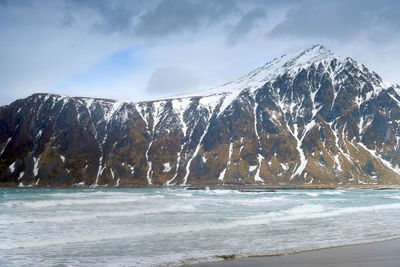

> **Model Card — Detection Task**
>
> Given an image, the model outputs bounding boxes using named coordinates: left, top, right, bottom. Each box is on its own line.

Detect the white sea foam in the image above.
left=202, top=189, right=236, bottom=195
left=4, top=202, right=399, bottom=251
left=283, top=191, right=334, bottom=197
left=47, top=191, right=147, bottom=198
left=286, top=204, right=325, bottom=214
left=165, top=202, right=400, bottom=236
left=322, top=190, right=344, bottom=195
left=173, top=192, right=193, bottom=197
left=226, top=196, right=286, bottom=205
left=2, top=195, right=163, bottom=208
left=239, top=203, right=400, bottom=227
left=0, top=204, right=196, bottom=226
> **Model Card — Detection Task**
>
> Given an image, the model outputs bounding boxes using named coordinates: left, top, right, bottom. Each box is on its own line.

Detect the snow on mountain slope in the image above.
left=1, top=45, right=400, bottom=187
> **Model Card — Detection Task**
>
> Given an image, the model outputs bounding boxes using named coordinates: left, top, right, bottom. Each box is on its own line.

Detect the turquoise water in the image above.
left=1, top=188, right=400, bottom=266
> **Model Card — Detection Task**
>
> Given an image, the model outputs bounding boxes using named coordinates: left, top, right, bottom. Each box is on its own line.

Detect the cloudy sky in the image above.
left=1, top=0, right=400, bottom=105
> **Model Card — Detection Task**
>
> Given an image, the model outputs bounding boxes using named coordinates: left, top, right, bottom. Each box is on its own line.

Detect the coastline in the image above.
left=188, top=237, right=400, bottom=267
left=2, top=183, right=400, bottom=189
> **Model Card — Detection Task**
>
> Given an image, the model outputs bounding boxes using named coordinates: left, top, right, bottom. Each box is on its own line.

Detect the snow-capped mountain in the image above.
left=1, top=45, right=400, bottom=187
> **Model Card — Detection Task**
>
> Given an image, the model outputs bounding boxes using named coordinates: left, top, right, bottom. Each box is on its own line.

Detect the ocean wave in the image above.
left=172, top=192, right=193, bottom=197
left=286, top=204, right=325, bottom=214
left=238, top=202, right=400, bottom=228
left=2, top=195, right=164, bottom=208
left=202, top=189, right=237, bottom=195
left=282, top=190, right=344, bottom=197
left=241, top=204, right=325, bottom=221
left=322, top=190, right=344, bottom=195
left=283, top=191, right=319, bottom=197
left=4, top=202, right=399, bottom=250
left=47, top=191, right=145, bottom=198
left=0, top=204, right=196, bottom=225
left=225, top=196, right=286, bottom=205
left=305, top=192, right=319, bottom=197
left=173, top=202, right=400, bottom=235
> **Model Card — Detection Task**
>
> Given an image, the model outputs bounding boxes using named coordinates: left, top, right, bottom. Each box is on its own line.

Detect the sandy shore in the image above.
left=189, top=238, right=400, bottom=267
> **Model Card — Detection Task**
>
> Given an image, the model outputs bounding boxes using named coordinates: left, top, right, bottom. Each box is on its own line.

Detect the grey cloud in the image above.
left=64, top=0, right=141, bottom=34
left=269, top=0, right=400, bottom=40
left=134, top=0, right=237, bottom=37
left=227, top=7, right=266, bottom=45
left=243, top=0, right=299, bottom=6
left=146, top=67, right=204, bottom=94
left=3, top=0, right=400, bottom=107
left=62, top=0, right=239, bottom=38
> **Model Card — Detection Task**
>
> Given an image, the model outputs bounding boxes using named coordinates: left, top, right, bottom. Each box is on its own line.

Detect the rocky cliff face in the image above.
left=1, top=45, right=400, bottom=187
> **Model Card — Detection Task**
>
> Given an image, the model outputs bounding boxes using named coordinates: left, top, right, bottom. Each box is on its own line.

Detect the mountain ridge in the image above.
left=1, top=45, right=400, bottom=187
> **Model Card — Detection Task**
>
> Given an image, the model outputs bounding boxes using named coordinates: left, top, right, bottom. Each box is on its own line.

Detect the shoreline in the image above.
left=188, top=237, right=400, bottom=267
left=2, top=184, right=400, bottom=190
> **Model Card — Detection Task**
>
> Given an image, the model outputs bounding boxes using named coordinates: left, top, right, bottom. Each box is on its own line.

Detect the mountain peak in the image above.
left=216, top=45, right=337, bottom=93
left=281, top=44, right=335, bottom=70
left=164, top=45, right=389, bottom=104
left=304, top=44, right=332, bottom=54
left=295, top=44, right=334, bottom=61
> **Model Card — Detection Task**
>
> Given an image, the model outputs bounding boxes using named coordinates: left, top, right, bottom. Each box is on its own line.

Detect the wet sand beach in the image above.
left=191, top=238, right=400, bottom=267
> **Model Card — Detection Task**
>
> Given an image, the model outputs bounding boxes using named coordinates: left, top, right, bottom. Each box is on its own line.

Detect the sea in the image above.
left=1, top=187, right=400, bottom=266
